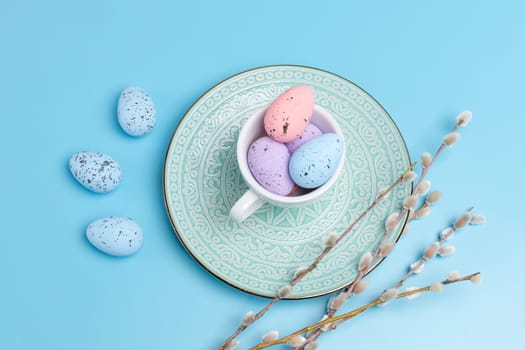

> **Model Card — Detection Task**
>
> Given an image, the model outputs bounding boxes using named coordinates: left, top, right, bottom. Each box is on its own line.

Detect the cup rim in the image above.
left=237, top=104, right=346, bottom=206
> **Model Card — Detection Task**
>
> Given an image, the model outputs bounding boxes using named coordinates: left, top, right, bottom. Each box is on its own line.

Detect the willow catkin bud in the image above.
left=278, top=285, right=292, bottom=298
left=294, top=266, right=308, bottom=279
left=304, top=342, right=319, bottom=350
left=418, top=180, right=432, bottom=195
left=470, top=214, right=486, bottom=225
left=430, top=282, right=444, bottom=292
left=403, top=195, right=418, bottom=210
left=287, top=335, right=306, bottom=347
left=443, top=132, right=460, bottom=146
left=241, top=311, right=255, bottom=327
left=405, top=286, right=421, bottom=300
left=225, top=339, right=239, bottom=350
left=426, top=191, right=442, bottom=204
left=324, top=232, right=338, bottom=248
left=261, top=331, right=279, bottom=344
left=456, top=110, right=473, bottom=127
left=319, top=315, right=330, bottom=332
left=424, top=242, right=441, bottom=259
left=380, top=242, right=394, bottom=257
left=329, top=293, right=347, bottom=310
left=402, top=170, right=418, bottom=182
left=448, top=270, right=461, bottom=281
left=421, top=152, right=432, bottom=168
left=380, top=288, right=399, bottom=302
left=454, top=212, right=472, bottom=229
left=440, top=227, right=455, bottom=241
left=415, top=206, right=431, bottom=218
left=354, top=280, right=369, bottom=294
left=385, top=212, right=400, bottom=230
left=410, top=260, right=425, bottom=274
left=470, top=274, right=482, bottom=284
left=358, top=252, right=373, bottom=272
left=439, top=245, right=456, bottom=257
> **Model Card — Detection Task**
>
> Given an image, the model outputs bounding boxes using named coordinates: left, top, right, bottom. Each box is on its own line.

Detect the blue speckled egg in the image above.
left=86, top=216, right=143, bottom=256
left=289, top=133, right=344, bottom=189
left=69, top=151, right=121, bottom=193
left=117, top=86, right=156, bottom=136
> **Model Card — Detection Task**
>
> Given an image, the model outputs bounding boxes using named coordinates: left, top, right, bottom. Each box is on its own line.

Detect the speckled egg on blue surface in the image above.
left=117, top=86, right=156, bottom=136
left=289, top=133, right=344, bottom=189
left=86, top=216, right=143, bottom=256
left=264, top=85, right=315, bottom=142
left=247, top=136, right=294, bottom=195
left=69, top=151, right=121, bottom=193
left=285, top=122, right=323, bottom=154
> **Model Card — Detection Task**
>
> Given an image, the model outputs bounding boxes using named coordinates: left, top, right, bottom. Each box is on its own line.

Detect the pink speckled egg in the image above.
left=247, top=136, right=294, bottom=195
left=264, top=85, right=315, bottom=143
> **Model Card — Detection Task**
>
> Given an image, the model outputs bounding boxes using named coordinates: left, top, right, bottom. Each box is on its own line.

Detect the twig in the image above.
left=393, top=207, right=474, bottom=289
left=216, top=162, right=416, bottom=350
left=250, top=273, right=480, bottom=349
left=303, top=119, right=464, bottom=347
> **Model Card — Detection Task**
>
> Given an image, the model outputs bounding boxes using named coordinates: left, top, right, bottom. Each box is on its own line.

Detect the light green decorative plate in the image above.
left=163, top=65, right=411, bottom=299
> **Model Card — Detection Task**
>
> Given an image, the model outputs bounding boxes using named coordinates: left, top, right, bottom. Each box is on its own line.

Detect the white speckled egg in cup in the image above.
left=230, top=104, right=346, bottom=223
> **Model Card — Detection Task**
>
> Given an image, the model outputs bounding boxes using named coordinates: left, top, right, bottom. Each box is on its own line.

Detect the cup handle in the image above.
left=230, top=189, right=264, bottom=223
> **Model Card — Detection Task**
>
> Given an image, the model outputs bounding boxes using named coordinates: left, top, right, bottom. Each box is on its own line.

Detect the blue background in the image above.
left=1, top=0, right=523, bottom=349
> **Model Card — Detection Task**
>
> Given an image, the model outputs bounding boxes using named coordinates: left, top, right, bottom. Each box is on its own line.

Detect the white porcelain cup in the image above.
left=230, top=105, right=346, bottom=223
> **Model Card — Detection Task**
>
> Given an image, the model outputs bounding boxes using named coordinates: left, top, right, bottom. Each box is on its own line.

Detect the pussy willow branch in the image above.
left=393, top=207, right=473, bottom=289
left=302, top=121, right=462, bottom=347
left=217, top=162, right=416, bottom=350
left=251, top=273, right=480, bottom=349
left=324, top=209, right=473, bottom=335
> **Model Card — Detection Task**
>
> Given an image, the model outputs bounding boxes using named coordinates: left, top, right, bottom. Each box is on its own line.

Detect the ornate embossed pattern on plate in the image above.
left=164, top=66, right=411, bottom=298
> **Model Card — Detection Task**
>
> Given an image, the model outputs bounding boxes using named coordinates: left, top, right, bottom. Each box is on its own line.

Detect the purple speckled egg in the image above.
left=285, top=122, right=323, bottom=154
left=247, top=136, right=294, bottom=195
